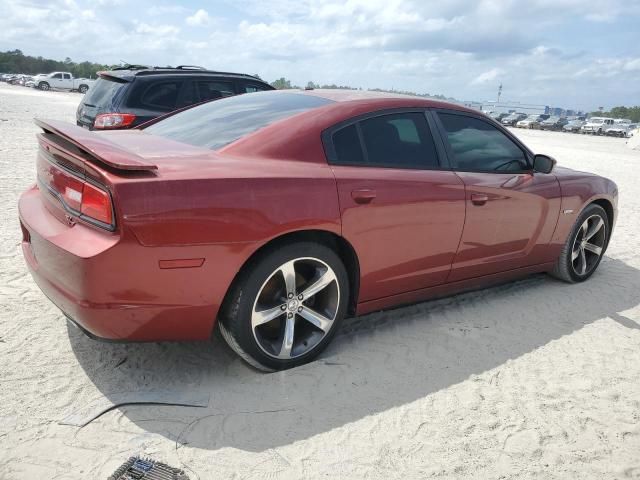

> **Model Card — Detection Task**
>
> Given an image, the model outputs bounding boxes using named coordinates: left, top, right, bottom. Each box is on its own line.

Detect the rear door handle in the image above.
left=471, top=193, right=489, bottom=206
left=351, top=189, right=376, bottom=204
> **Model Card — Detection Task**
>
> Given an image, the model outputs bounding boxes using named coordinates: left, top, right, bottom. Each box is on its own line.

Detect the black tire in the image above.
left=550, top=204, right=609, bottom=283
left=218, top=241, right=349, bottom=371
left=78, top=84, right=88, bottom=94
left=39, top=82, right=50, bottom=91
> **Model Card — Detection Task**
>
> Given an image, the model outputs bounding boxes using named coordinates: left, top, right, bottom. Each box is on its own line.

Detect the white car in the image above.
left=581, top=117, right=615, bottom=135
left=516, top=115, right=544, bottom=129
left=32, top=72, right=94, bottom=93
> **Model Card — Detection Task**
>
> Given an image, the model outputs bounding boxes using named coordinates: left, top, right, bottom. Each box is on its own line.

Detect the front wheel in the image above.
left=219, top=242, right=349, bottom=371
left=38, top=82, right=50, bottom=91
left=550, top=204, right=609, bottom=283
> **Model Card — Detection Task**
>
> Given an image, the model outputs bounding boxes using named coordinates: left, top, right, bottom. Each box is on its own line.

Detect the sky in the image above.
left=1, top=0, right=639, bottom=111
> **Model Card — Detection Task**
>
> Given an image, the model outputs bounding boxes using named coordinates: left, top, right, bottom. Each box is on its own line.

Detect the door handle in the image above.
left=351, top=189, right=376, bottom=204
left=471, top=193, right=489, bottom=206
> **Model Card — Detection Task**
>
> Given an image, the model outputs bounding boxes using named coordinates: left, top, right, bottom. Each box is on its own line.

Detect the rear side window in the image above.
left=331, top=112, right=440, bottom=169
left=437, top=113, right=528, bottom=172
left=244, top=83, right=271, bottom=93
left=333, top=124, right=364, bottom=165
left=145, top=91, right=334, bottom=150
left=139, top=81, right=181, bottom=110
left=197, top=80, right=234, bottom=100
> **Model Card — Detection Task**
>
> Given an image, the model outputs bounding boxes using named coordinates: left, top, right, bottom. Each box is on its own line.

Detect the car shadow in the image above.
left=68, top=257, right=640, bottom=452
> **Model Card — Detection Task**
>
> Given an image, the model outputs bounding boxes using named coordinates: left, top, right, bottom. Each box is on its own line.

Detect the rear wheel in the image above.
left=550, top=204, right=608, bottom=283
left=78, top=84, right=88, bottom=94
left=218, top=242, right=349, bottom=371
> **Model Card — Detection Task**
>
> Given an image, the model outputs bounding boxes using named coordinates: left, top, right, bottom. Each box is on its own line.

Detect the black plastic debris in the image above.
left=109, top=456, right=190, bottom=480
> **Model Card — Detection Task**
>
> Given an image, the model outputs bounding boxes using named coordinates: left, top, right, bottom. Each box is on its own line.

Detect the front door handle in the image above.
left=471, top=193, right=489, bottom=206
left=351, top=189, right=376, bottom=204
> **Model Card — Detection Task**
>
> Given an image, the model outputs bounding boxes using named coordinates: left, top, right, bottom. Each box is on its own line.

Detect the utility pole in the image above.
left=497, top=83, right=503, bottom=103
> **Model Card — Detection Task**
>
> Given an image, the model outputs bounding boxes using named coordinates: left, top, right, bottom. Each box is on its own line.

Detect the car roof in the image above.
left=287, top=88, right=476, bottom=113
left=99, top=66, right=268, bottom=83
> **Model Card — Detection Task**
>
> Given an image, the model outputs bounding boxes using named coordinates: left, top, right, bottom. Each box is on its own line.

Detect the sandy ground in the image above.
left=1, top=82, right=639, bottom=479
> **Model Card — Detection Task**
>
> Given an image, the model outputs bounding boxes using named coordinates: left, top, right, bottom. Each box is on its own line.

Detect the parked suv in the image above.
left=76, top=65, right=274, bottom=130
left=581, top=117, right=615, bottom=135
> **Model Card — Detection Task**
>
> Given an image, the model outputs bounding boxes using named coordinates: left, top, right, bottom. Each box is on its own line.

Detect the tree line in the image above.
left=590, top=106, right=640, bottom=123
left=0, top=49, right=109, bottom=79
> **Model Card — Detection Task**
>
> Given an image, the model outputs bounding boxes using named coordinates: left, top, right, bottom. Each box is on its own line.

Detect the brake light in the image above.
left=81, top=182, right=113, bottom=225
left=94, top=113, right=136, bottom=129
left=39, top=158, right=114, bottom=228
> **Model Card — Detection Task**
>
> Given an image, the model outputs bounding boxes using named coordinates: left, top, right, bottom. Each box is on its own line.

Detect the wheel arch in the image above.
left=218, top=229, right=361, bottom=333
left=590, top=198, right=614, bottom=229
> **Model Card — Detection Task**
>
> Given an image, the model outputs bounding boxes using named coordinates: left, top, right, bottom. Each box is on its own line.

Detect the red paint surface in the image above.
left=19, top=91, right=618, bottom=341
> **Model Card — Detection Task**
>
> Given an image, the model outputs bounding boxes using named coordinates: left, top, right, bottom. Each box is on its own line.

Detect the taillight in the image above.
left=81, top=182, right=113, bottom=225
left=40, top=159, right=114, bottom=229
left=94, top=113, right=136, bottom=129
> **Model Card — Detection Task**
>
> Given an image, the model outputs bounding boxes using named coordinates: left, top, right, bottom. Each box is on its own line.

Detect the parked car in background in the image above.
left=605, top=123, right=637, bottom=137
left=76, top=65, right=275, bottom=130
left=19, top=89, right=618, bottom=370
left=501, top=113, right=527, bottom=126
left=31, top=72, right=94, bottom=93
left=539, top=116, right=568, bottom=131
left=581, top=117, right=615, bottom=135
left=487, top=111, right=508, bottom=122
left=8, top=75, right=25, bottom=85
left=516, top=114, right=548, bottom=129
left=563, top=119, right=585, bottom=133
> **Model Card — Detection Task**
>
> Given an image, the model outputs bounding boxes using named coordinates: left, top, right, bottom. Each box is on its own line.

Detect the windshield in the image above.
left=82, top=76, right=126, bottom=107
left=144, top=91, right=334, bottom=150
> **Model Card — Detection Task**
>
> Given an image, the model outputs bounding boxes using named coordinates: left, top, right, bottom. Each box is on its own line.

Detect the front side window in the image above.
left=52, top=73, right=62, bottom=79
left=331, top=112, right=439, bottom=169
left=437, top=113, right=529, bottom=172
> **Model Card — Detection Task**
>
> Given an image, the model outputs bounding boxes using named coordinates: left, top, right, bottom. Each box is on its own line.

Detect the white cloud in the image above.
left=186, top=9, right=210, bottom=26
left=1, top=0, right=638, bottom=110
left=471, top=68, right=504, bottom=85
left=134, top=22, right=179, bottom=36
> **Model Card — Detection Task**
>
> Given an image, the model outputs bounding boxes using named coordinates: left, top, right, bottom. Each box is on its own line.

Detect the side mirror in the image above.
left=533, top=154, right=556, bottom=174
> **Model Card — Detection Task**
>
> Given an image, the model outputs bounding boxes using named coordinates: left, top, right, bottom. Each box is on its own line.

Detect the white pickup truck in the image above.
left=32, top=72, right=94, bottom=93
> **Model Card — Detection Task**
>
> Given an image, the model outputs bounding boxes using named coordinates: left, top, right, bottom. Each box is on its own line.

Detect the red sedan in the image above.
left=19, top=90, right=617, bottom=370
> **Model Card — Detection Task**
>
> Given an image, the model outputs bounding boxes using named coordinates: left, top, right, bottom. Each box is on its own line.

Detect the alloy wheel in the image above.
left=251, top=257, right=340, bottom=359
left=571, top=214, right=606, bottom=276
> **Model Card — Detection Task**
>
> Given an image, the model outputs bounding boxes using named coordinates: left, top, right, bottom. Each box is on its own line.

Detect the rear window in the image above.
left=144, top=91, right=334, bottom=150
left=82, top=77, right=125, bottom=107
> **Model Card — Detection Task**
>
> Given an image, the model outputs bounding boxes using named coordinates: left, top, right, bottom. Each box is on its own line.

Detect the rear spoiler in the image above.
left=35, top=119, right=157, bottom=171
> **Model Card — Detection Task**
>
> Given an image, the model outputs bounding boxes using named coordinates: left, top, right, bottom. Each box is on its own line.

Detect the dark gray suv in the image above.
left=76, top=65, right=274, bottom=130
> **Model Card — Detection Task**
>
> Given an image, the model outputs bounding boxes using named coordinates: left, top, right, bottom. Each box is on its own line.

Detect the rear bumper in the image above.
left=19, top=184, right=249, bottom=341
